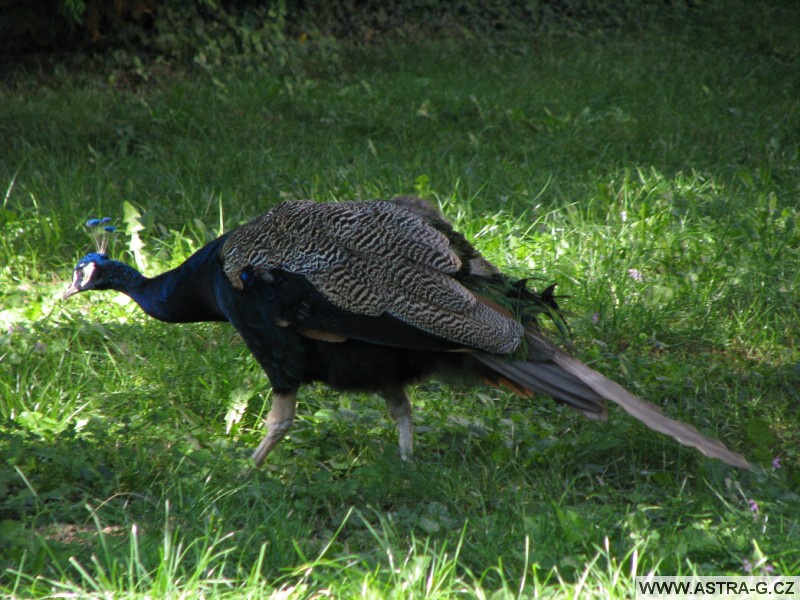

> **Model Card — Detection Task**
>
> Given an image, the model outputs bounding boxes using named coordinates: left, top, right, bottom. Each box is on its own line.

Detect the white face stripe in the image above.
left=75, top=261, right=97, bottom=287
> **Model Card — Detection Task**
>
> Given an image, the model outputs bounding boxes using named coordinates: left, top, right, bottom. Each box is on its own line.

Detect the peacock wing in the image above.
left=221, top=200, right=524, bottom=354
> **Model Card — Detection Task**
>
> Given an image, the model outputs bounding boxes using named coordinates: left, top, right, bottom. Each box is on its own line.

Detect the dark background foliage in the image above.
left=2, top=0, right=699, bottom=61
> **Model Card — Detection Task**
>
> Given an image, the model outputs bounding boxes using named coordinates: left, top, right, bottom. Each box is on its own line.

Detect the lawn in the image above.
left=1, top=2, right=799, bottom=597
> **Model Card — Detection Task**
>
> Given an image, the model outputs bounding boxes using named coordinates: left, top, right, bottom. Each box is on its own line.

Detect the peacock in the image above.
left=63, top=197, right=750, bottom=469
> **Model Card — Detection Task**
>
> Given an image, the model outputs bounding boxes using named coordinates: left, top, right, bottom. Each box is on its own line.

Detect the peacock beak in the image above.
left=62, top=282, right=80, bottom=300
left=62, top=268, right=85, bottom=300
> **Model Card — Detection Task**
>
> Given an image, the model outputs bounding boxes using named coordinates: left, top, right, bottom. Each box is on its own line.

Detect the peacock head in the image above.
left=63, top=252, right=120, bottom=299
left=63, top=218, right=120, bottom=300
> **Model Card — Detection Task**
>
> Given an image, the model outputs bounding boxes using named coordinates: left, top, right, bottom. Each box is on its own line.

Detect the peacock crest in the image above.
left=84, top=217, right=117, bottom=256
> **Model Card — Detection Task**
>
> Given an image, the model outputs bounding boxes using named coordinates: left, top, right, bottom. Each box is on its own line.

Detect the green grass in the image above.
left=2, top=3, right=800, bottom=597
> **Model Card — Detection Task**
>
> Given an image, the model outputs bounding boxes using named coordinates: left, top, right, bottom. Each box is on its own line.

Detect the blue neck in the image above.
left=113, top=236, right=229, bottom=323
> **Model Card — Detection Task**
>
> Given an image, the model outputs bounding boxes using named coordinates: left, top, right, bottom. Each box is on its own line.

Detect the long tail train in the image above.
left=475, top=330, right=751, bottom=469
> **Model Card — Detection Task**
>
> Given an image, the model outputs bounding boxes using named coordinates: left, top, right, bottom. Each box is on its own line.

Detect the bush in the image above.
left=2, top=0, right=692, bottom=62
left=1, top=0, right=288, bottom=68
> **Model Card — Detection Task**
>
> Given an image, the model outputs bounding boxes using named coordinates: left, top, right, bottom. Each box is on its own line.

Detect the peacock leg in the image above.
left=382, top=388, right=414, bottom=460
left=251, top=392, right=297, bottom=466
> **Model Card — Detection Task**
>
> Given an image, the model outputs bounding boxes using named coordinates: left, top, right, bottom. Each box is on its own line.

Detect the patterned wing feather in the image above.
left=221, top=200, right=523, bottom=354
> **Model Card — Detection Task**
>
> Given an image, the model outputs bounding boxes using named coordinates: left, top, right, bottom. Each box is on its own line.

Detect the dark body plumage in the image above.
left=64, top=198, right=750, bottom=469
